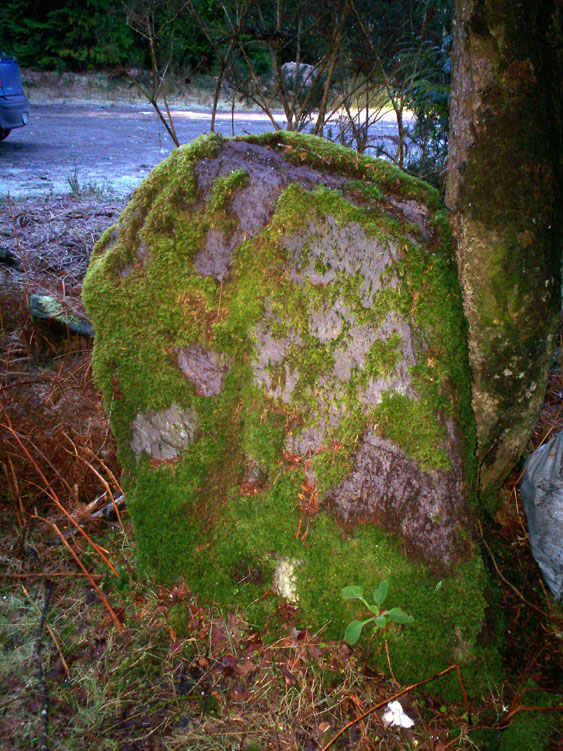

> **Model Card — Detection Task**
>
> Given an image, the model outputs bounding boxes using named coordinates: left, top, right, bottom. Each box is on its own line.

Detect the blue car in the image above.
left=0, top=52, right=29, bottom=141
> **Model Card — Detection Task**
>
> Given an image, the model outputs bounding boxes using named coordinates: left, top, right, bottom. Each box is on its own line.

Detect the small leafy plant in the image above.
left=342, top=581, right=414, bottom=645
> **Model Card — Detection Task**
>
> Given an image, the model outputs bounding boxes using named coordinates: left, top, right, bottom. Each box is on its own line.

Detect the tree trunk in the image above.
left=445, top=0, right=563, bottom=500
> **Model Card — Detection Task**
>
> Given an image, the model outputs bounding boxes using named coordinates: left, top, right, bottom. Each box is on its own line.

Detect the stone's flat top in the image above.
left=193, top=140, right=353, bottom=282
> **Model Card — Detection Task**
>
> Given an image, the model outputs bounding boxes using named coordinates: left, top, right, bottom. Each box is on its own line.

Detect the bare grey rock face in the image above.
left=285, top=216, right=400, bottom=307
left=131, top=403, right=198, bottom=460
left=281, top=61, right=316, bottom=95
left=250, top=216, right=418, bottom=487
left=327, top=426, right=468, bottom=566
left=194, top=229, right=234, bottom=281
left=176, top=345, right=230, bottom=397
left=192, top=141, right=350, bottom=282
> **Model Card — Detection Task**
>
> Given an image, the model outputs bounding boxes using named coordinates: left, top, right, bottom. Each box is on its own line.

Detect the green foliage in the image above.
left=342, top=582, right=414, bottom=645
left=0, top=0, right=140, bottom=71
left=401, top=33, right=452, bottom=186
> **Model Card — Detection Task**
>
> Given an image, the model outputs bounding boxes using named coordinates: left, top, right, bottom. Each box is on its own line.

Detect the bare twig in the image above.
left=32, top=514, right=123, bottom=632
left=384, top=638, right=399, bottom=688
left=63, top=434, right=125, bottom=532
left=500, top=703, right=563, bottom=726
left=478, top=520, right=555, bottom=622
left=22, top=585, right=71, bottom=681
left=0, top=408, right=118, bottom=577
left=321, top=663, right=470, bottom=751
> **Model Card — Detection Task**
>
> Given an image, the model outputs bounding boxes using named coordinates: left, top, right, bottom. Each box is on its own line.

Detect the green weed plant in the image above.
left=342, top=581, right=414, bottom=645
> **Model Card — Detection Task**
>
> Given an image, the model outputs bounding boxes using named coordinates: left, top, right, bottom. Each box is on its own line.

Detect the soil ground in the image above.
left=0, top=103, right=288, bottom=198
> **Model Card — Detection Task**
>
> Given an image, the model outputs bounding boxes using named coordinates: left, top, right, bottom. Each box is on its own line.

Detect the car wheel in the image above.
left=0, top=128, right=12, bottom=141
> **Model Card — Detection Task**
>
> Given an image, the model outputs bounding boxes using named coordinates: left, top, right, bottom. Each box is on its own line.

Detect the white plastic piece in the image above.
left=382, top=700, right=415, bottom=729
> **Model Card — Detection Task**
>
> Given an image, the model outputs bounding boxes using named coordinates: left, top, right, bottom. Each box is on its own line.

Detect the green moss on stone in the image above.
left=83, top=131, right=487, bottom=694
left=375, top=392, right=450, bottom=471
left=243, top=131, right=442, bottom=210
left=206, top=168, right=249, bottom=233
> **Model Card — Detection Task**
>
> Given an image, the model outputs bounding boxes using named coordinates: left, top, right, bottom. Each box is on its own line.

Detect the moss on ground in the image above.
left=83, top=131, right=490, bottom=694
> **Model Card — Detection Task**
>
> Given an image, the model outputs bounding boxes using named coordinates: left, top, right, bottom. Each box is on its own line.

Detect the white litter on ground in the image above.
left=382, top=700, right=415, bottom=728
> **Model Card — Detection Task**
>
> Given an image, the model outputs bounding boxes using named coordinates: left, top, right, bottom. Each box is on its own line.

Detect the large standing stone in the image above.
left=83, top=132, right=494, bottom=686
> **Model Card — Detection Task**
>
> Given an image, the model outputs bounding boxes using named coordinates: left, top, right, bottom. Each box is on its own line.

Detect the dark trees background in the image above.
left=0, top=0, right=212, bottom=71
left=0, top=0, right=140, bottom=70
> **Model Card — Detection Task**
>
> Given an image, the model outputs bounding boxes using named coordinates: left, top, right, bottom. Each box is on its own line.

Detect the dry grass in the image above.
left=21, top=69, right=237, bottom=112
left=0, top=193, right=561, bottom=751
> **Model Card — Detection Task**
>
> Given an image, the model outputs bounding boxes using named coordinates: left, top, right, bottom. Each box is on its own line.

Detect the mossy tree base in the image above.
left=83, top=132, right=497, bottom=690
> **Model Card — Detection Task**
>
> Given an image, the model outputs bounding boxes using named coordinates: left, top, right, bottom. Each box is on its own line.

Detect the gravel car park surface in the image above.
left=0, top=102, right=281, bottom=197
left=0, top=102, right=405, bottom=198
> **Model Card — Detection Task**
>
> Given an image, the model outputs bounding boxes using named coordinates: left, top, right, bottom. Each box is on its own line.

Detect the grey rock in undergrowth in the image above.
left=0, top=246, right=22, bottom=269
left=29, top=293, right=94, bottom=337
left=521, top=432, right=563, bottom=601
left=281, top=62, right=316, bottom=95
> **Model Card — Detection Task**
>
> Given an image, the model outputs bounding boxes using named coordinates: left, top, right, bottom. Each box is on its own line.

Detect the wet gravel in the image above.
left=0, top=102, right=284, bottom=198
left=0, top=102, right=404, bottom=199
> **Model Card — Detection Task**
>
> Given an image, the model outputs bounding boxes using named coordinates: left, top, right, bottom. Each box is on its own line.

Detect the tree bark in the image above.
left=446, top=0, right=563, bottom=500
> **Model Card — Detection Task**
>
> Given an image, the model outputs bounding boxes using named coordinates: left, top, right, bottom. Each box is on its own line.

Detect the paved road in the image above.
left=0, top=102, right=402, bottom=198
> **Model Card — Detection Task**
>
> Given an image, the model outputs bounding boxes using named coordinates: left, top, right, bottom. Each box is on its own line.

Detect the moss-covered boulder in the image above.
left=83, top=132, right=495, bottom=687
